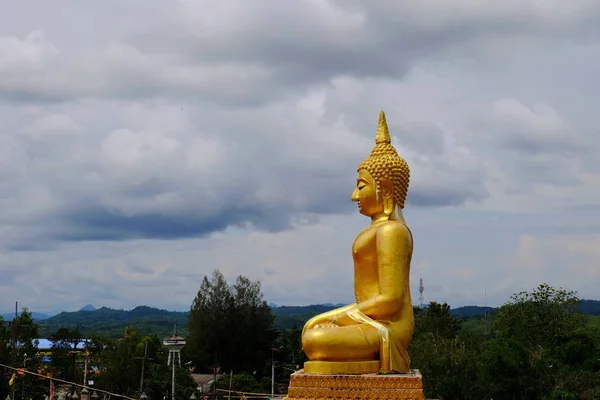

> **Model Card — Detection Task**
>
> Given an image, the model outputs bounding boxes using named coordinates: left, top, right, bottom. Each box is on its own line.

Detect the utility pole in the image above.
left=9, top=302, right=36, bottom=400
left=484, top=286, right=488, bottom=336
left=10, top=301, right=17, bottom=400
left=228, top=370, right=233, bottom=400
left=270, top=347, right=281, bottom=398
left=419, top=278, right=424, bottom=309
left=68, top=322, right=83, bottom=394
left=271, top=349, right=275, bottom=398
left=213, top=352, right=218, bottom=398
left=135, top=342, right=154, bottom=395
left=171, top=354, right=175, bottom=400
left=21, top=353, right=27, bottom=400
left=83, top=349, right=90, bottom=387
left=75, top=323, right=80, bottom=384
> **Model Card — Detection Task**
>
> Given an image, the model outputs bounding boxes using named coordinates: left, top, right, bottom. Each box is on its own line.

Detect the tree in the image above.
left=187, top=270, right=276, bottom=377
left=410, top=302, right=484, bottom=399
left=492, top=283, right=585, bottom=348
left=414, top=301, right=461, bottom=339
left=212, top=372, right=270, bottom=399
left=484, top=283, right=600, bottom=399
left=89, top=329, right=197, bottom=399
left=5, top=309, right=43, bottom=400
left=274, top=326, right=306, bottom=372
left=49, top=327, right=82, bottom=381
left=0, top=316, right=11, bottom=397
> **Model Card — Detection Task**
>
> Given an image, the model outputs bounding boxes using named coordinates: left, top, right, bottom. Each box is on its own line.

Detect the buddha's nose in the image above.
left=351, top=188, right=359, bottom=202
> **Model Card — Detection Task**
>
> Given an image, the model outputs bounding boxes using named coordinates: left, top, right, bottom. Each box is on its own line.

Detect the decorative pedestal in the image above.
left=286, top=370, right=425, bottom=400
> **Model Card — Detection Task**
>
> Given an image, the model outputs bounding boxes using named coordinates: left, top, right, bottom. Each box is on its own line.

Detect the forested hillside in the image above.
left=38, top=306, right=189, bottom=338
left=37, top=304, right=333, bottom=337
left=34, top=299, right=600, bottom=338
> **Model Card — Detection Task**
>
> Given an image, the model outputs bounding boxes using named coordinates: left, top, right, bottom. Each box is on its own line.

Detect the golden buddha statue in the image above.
left=301, top=111, right=414, bottom=375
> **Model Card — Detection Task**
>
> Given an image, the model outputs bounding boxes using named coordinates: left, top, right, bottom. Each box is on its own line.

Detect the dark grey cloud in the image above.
left=54, top=203, right=293, bottom=242
left=4, top=1, right=600, bottom=107
left=0, top=84, right=490, bottom=244
left=0, top=0, right=600, bottom=312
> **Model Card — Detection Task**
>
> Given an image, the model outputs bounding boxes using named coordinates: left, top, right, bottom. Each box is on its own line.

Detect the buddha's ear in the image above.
left=380, top=178, right=394, bottom=217
left=380, top=178, right=393, bottom=199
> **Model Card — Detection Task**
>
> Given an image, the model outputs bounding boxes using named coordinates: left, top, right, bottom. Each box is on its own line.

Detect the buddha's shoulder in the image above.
left=374, top=220, right=411, bottom=237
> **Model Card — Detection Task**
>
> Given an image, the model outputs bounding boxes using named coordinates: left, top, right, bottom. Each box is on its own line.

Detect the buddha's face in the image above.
left=351, top=169, right=382, bottom=217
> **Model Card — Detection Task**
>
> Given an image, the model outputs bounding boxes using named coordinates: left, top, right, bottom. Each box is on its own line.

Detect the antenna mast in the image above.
left=419, top=278, right=424, bottom=309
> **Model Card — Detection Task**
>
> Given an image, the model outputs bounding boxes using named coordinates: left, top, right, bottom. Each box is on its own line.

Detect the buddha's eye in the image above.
left=358, top=185, right=366, bottom=190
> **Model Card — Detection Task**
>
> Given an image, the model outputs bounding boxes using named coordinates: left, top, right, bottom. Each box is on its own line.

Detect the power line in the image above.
left=0, top=362, right=135, bottom=400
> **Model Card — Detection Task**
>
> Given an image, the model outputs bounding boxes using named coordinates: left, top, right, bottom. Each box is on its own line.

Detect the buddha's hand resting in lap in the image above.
left=314, top=323, right=338, bottom=329
left=327, top=311, right=355, bottom=327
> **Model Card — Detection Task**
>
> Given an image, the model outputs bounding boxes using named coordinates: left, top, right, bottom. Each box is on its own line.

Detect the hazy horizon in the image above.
left=4, top=290, right=599, bottom=318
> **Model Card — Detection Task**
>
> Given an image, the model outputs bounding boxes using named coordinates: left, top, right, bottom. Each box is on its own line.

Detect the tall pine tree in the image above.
left=187, top=270, right=275, bottom=376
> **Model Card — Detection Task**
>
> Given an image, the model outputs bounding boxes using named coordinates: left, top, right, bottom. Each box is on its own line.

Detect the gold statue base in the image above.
left=286, top=369, right=425, bottom=400
left=304, top=360, right=380, bottom=375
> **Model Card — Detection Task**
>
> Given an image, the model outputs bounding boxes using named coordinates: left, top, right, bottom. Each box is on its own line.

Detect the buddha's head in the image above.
left=351, top=111, right=410, bottom=218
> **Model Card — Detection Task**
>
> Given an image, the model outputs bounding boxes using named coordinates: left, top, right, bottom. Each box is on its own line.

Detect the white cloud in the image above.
left=0, top=1, right=599, bottom=314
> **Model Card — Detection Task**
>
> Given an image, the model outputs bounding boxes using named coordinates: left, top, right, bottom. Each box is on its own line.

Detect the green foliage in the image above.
left=0, top=315, right=10, bottom=398
left=187, top=270, right=276, bottom=377
left=414, top=302, right=461, bottom=339
left=411, top=302, right=485, bottom=399
left=86, top=328, right=197, bottom=399
left=410, top=283, right=600, bottom=399
left=481, top=284, right=600, bottom=399
left=4, top=282, right=600, bottom=399
left=588, top=315, right=600, bottom=333
left=273, top=326, right=306, bottom=372
left=411, top=332, right=486, bottom=399
left=49, top=327, right=82, bottom=381
left=492, top=283, right=584, bottom=346
left=2, top=309, right=45, bottom=400
left=213, top=372, right=270, bottom=398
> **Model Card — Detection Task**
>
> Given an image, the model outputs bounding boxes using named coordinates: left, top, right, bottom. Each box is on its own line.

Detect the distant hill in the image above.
left=38, top=306, right=189, bottom=338
left=447, top=299, right=600, bottom=318
left=34, top=304, right=343, bottom=337
left=2, top=312, right=53, bottom=322
left=32, top=304, right=340, bottom=337
left=272, top=305, right=339, bottom=329
left=21, top=299, right=600, bottom=339
left=451, top=306, right=496, bottom=318
left=79, top=304, right=97, bottom=311
left=579, top=299, right=600, bottom=315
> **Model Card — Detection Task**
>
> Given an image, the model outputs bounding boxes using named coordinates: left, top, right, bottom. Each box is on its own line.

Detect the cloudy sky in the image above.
left=1, top=0, right=599, bottom=315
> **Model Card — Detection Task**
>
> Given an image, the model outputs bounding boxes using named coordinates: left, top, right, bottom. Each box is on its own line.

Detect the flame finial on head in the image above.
left=375, top=111, right=391, bottom=144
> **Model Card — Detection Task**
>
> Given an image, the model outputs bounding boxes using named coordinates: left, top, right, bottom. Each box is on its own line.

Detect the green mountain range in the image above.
left=37, top=306, right=189, bottom=338
left=15, top=299, right=600, bottom=339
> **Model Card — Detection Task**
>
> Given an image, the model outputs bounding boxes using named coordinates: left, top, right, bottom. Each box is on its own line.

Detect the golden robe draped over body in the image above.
left=346, top=307, right=411, bottom=373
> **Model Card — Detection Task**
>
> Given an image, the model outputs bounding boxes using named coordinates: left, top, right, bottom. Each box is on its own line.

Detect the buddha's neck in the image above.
left=396, top=209, right=406, bottom=223
left=370, top=208, right=406, bottom=224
